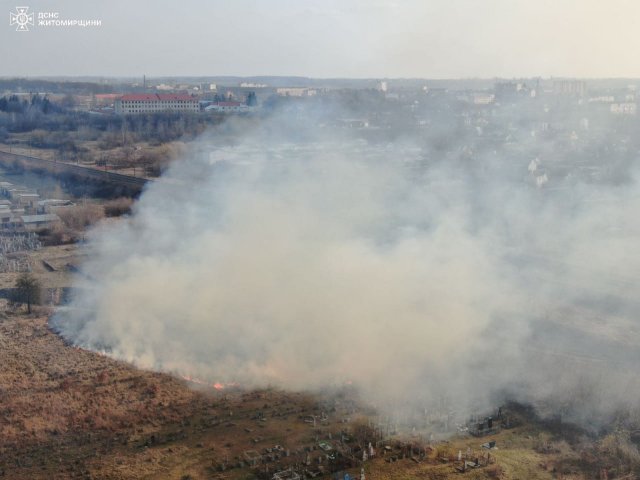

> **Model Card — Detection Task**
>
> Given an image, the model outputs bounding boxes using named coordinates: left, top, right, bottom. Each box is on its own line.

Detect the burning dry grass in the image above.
left=0, top=311, right=360, bottom=479
left=0, top=247, right=636, bottom=479
left=0, top=309, right=636, bottom=479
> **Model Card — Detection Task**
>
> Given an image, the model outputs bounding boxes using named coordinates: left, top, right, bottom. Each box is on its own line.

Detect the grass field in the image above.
left=0, top=244, right=638, bottom=479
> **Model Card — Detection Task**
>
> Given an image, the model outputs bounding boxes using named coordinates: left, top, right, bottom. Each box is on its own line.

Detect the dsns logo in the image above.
left=9, top=6, right=34, bottom=31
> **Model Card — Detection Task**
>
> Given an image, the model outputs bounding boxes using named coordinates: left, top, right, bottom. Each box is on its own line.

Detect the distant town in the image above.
left=1, top=76, right=638, bottom=188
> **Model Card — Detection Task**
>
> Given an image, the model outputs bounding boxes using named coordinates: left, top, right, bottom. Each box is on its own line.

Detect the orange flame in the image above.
left=180, top=375, right=234, bottom=391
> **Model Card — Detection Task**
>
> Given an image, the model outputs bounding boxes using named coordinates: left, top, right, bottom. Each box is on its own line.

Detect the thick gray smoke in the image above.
left=53, top=115, right=640, bottom=428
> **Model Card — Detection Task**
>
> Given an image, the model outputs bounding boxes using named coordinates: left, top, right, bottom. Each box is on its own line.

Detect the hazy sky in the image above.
left=2, top=0, right=640, bottom=78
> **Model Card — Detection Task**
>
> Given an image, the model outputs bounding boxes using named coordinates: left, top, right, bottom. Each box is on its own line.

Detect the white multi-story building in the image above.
left=473, top=93, right=495, bottom=105
left=552, top=80, right=587, bottom=96
left=276, top=87, right=317, bottom=97
left=610, top=102, right=637, bottom=115
left=115, top=94, right=199, bottom=114
left=204, top=101, right=252, bottom=113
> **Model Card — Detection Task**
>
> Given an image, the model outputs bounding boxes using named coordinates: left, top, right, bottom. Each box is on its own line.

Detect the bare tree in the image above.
left=14, top=273, right=41, bottom=314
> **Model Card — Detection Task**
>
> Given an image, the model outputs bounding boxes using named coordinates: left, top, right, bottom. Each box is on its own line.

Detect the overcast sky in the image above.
left=2, top=0, right=640, bottom=78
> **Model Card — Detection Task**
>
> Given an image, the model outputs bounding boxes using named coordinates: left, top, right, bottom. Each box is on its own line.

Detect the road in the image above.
left=0, top=149, right=150, bottom=194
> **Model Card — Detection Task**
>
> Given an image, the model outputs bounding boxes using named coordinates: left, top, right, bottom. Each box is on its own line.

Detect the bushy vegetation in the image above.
left=0, top=93, right=221, bottom=176
left=0, top=95, right=213, bottom=141
left=0, top=78, right=115, bottom=95
left=103, top=197, right=134, bottom=217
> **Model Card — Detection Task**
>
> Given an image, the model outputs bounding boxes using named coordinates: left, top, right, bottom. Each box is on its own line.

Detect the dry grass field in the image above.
left=0, top=244, right=638, bottom=479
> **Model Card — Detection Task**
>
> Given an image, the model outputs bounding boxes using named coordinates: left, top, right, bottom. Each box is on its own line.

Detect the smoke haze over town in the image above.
left=52, top=105, right=640, bottom=429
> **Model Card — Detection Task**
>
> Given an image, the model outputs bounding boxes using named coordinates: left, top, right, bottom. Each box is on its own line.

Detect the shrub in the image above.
left=57, top=204, right=104, bottom=230
left=104, top=197, right=133, bottom=217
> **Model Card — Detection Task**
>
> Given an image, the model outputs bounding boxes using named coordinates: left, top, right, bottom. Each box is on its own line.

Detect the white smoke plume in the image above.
left=53, top=113, right=640, bottom=428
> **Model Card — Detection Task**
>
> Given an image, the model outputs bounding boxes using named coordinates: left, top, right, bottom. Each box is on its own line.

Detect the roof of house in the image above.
left=38, top=199, right=74, bottom=206
left=119, top=94, right=196, bottom=102
left=21, top=214, right=61, bottom=223
left=217, top=101, right=243, bottom=107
